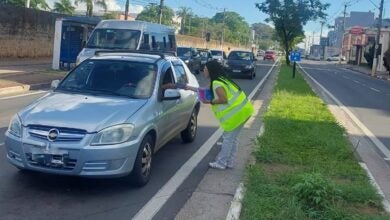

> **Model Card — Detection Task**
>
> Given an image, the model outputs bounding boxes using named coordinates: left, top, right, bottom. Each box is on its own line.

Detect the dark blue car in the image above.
left=224, top=50, right=257, bottom=79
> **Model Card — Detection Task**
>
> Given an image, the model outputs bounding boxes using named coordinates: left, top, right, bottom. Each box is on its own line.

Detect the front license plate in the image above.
left=233, top=70, right=241, bottom=73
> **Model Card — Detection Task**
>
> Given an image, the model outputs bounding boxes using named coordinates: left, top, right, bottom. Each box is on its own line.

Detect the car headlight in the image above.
left=184, top=60, right=190, bottom=64
left=245, top=65, right=253, bottom=69
left=8, top=115, right=22, bottom=137
left=91, top=124, right=134, bottom=145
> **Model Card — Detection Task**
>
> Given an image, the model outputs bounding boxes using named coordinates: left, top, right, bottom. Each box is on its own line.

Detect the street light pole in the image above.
left=158, top=0, right=164, bottom=24
left=372, top=0, right=384, bottom=76
left=339, top=4, right=347, bottom=64
left=124, top=0, right=130, bottom=20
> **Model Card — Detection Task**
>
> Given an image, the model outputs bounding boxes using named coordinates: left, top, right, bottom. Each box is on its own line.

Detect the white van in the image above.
left=76, top=20, right=177, bottom=64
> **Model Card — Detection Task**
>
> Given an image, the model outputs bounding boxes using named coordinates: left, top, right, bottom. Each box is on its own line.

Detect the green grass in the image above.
left=241, top=63, right=390, bottom=220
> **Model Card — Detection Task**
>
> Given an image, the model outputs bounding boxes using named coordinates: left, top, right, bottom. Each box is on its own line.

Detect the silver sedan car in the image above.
left=5, top=52, right=200, bottom=186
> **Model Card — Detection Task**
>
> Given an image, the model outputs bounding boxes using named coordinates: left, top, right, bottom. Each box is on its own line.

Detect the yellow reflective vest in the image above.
left=211, top=80, right=254, bottom=132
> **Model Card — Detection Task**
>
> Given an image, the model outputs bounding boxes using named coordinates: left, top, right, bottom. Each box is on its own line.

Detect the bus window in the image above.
left=168, top=35, right=176, bottom=49
left=163, top=36, right=167, bottom=49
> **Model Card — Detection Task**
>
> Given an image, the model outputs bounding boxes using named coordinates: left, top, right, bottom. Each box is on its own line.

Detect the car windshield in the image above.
left=228, top=52, right=252, bottom=61
left=266, top=51, right=275, bottom=55
left=211, top=50, right=222, bottom=56
left=177, top=48, right=191, bottom=57
left=86, top=29, right=141, bottom=49
left=57, top=60, right=156, bottom=99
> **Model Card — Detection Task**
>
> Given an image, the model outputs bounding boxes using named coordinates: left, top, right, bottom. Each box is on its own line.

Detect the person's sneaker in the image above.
left=208, top=162, right=226, bottom=170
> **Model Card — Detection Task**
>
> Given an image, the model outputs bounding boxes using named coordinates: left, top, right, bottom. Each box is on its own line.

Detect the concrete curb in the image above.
left=0, top=82, right=51, bottom=96
left=226, top=183, right=245, bottom=220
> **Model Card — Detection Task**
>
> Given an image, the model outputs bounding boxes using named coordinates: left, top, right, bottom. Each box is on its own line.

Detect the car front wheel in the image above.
left=128, top=135, right=154, bottom=187
left=181, top=109, right=198, bottom=143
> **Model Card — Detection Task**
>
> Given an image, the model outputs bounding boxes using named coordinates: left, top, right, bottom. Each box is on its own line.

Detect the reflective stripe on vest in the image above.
left=211, top=80, right=254, bottom=131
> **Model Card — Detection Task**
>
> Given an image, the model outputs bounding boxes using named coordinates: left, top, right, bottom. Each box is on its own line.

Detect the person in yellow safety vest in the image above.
left=184, top=59, right=254, bottom=169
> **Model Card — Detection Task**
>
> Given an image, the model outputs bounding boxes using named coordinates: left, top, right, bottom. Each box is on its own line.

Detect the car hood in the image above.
left=19, top=92, right=147, bottom=132
left=212, top=55, right=223, bottom=59
left=178, top=56, right=190, bottom=60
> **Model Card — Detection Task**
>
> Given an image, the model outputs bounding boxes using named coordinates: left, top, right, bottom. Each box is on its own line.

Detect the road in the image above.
left=299, top=60, right=390, bottom=155
left=0, top=60, right=275, bottom=220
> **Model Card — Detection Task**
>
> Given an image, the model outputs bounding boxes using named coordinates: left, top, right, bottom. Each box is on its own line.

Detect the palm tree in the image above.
left=74, top=0, right=107, bottom=17
left=53, top=0, right=75, bottom=15
left=177, top=7, right=192, bottom=34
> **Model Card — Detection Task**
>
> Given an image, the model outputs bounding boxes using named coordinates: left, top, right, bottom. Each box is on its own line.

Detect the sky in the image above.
left=47, top=0, right=390, bottom=43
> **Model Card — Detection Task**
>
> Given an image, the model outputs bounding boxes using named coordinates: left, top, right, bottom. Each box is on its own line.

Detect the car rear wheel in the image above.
left=181, top=110, right=198, bottom=143
left=249, top=71, right=256, bottom=80
left=128, top=135, right=154, bottom=187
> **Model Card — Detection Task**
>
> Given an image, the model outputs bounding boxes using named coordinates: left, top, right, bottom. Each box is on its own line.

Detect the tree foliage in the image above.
left=252, top=22, right=276, bottom=50
left=176, top=6, right=192, bottom=34
left=53, top=0, right=75, bottom=15
left=2, top=0, right=49, bottom=10
left=136, top=4, right=175, bottom=26
left=74, top=0, right=106, bottom=17
left=256, top=0, right=329, bottom=64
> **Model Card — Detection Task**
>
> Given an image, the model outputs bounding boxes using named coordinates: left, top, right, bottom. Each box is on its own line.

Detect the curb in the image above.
left=0, top=82, right=51, bottom=96
left=226, top=183, right=245, bottom=220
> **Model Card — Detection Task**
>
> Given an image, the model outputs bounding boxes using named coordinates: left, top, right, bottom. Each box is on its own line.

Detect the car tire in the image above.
left=181, top=109, right=198, bottom=143
left=249, top=71, right=256, bottom=80
left=128, top=134, right=154, bottom=187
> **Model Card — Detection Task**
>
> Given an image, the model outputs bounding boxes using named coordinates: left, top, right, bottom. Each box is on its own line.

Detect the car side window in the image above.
left=173, top=64, right=188, bottom=84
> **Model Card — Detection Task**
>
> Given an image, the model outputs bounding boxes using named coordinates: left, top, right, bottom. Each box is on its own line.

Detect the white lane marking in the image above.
left=132, top=60, right=280, bottom=220
left=226, top=182, right=245, bottom=220
left=353, top=80, right=361, bottom=84
left=360, top=163, right=390, bottom=213
left=298, top=64, right=390, bottom=159
left=0, top=90, right=47, bottom=100
left=370, top=87, right=381, bottom=93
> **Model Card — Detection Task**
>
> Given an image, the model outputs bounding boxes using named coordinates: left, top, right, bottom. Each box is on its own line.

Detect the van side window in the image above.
left=168, top=35, right=175, bottom=49
left=140, top=33, right=150, bottom=50
left=152, top=36, right=157, bottom=49
left=163, top=36, right=167, bottom=49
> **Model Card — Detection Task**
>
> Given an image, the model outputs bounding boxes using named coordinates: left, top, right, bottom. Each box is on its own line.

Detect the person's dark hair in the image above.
left=205, top=59, right=242, bottom=93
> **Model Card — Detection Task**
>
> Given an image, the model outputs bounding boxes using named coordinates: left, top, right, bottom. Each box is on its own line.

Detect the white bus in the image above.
left=77, top=20, right=177, bottom=64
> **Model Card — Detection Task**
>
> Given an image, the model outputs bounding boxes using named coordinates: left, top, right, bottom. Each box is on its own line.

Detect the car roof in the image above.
left=229, top=50, right=252, bottom=53
left=210, top=49, right=223, bottom=51
left=89, top=52, right=176, bottom=64
left=96, top=20, right=175, bottom=33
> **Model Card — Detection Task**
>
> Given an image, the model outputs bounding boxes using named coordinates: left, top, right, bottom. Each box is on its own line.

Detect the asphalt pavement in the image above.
left=0, top=60, right=275, bottom=220
left=299, top=60, right=390, bottom=152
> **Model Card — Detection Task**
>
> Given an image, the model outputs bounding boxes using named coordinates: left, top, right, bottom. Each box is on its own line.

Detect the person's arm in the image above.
left=210, top=87, right=228, bottom=105
left=161, top=83, right=176, bottom=90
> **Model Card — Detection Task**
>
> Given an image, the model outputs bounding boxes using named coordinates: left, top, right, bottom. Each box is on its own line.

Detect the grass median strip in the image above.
left=242, top=62, right=389, bottom=220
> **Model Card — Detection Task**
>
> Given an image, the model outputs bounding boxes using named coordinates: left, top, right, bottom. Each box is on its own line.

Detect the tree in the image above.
left=74, top=0, right=106, bottom=17
left=136, top=4, right=175, bottom=26
left=53, top=0, right=75, bottom=15
left=3, top=0, right=50, bottom=10
left=252, top=22, right=276, bottom=50
left=256, top=0, right=329, bottom=65
left=102, top=12, right=118, bottom=19
left=210, top=11, right=250, bottom=46
left=177, top=7, right=192, bottom=34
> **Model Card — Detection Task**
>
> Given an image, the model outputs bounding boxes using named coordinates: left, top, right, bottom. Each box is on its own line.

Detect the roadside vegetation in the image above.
left=242, top=62, right=390, bottom=220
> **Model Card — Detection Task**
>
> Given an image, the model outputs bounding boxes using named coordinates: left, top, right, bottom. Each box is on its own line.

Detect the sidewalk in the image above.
left=0, top=58, right=66, bottom=95
left=342, top=64, right=390, bottom=81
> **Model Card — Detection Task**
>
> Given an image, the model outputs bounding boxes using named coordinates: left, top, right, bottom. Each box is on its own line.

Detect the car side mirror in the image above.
left=51, top=80, right=60, bottom=90
left=163, top=89, right=181, bottom=100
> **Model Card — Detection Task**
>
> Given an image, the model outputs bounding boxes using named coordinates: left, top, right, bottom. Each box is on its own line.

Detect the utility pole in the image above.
left=312, top=31, right=315, bottom=45
left=372, top=0, right=384, bottom=76
left=158, top=0, right=164, bottom=24
left=339, top=4, right=347, bottom=64
left=320, top=21, right=325, bottom=37
left=26, top=0, right=30, bottom=8
left=221, top=8, right=226, bottom=49
left=124, top=0, right=130, bottom=20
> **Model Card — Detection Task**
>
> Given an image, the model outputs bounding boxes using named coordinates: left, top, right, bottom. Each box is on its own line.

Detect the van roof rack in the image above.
left=94, top=50, right=177, bottom=58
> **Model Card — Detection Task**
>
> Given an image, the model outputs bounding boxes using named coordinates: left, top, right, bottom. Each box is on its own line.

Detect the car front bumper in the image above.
left=224, top=68, right=254, bottom=77
left=5, top=131, right=140, bottom=178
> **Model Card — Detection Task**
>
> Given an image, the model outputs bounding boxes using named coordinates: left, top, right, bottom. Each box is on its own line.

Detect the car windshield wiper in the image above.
left=57, top=86, right=86, bottom=93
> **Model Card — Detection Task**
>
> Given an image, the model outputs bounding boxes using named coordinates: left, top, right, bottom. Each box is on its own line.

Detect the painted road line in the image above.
left=298, top=64, right=390, bottom=159
left=370, top=87, right=381, bottom=93
left=360, top=162, right=390, bottom=213
left=353, top=80, right=360, bottom=84
left=132, top=60, right=280, bottom=220
left=0, top=90, right=47, bottom=100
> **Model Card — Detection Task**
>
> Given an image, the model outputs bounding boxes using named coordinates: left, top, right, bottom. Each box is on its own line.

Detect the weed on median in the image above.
left=241, top=63, right=390, bottom=220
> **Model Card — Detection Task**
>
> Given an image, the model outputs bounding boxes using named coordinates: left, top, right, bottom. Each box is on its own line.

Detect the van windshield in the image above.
left=177, top=47, right=191, bottom=57
left=87, top=29, right=141, bottom=50
left=211, top=50, right=222, bottom=56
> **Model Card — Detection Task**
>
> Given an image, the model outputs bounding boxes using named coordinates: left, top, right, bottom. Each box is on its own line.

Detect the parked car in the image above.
left=198, top=49, right=213, bottom=70
left=210, top=49, right=227, bottom=64
left=224, top=50, right=257, bottom=79
left=5, top=51, right=200, bottom=187
left=263, top=50, right=276, bottom=61
left=76, top=20, right=177, bottom=65
left=257, top=50, right=265, bottom=57
left=327, top=55, right=346, bottom=61
left=177, top=47, right=202, bottom=74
